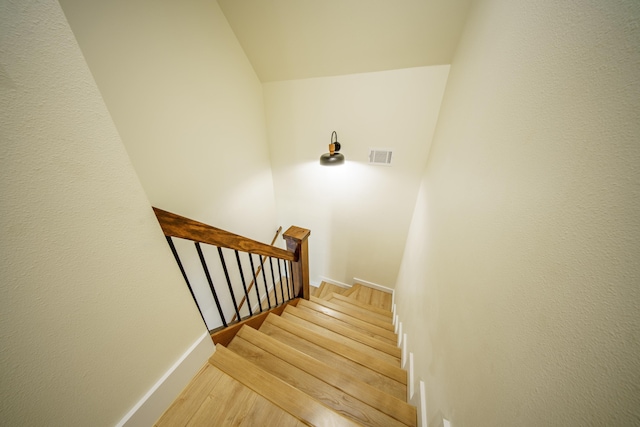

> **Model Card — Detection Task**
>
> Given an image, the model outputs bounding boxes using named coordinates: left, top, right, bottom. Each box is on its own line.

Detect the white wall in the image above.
left=264, top=66, right=449, bottom=287
left=59, top=0, right=278, bottom=244
left=0, top=1, right=212, bottom=425
left=395, top=0, right=640, bottom=426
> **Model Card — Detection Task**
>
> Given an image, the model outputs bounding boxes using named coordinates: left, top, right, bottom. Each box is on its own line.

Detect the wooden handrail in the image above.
left=153, top=207, right=295, bottom=262
left=154, top=206, right=311, bottom=341
left=232, top=226, right=283, bottom=322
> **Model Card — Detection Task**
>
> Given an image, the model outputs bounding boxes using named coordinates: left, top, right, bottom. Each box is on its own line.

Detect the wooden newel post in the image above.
left=283, top=226, right=311, bottom=300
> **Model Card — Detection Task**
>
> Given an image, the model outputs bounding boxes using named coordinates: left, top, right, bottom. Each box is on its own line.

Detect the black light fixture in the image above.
left=320, top=131, right=345, bottom=165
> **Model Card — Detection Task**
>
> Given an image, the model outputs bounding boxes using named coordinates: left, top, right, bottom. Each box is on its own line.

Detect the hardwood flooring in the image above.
left=155, top=282, right=414, bottom=427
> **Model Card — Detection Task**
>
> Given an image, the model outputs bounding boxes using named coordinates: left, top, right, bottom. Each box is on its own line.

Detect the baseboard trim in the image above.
left=117, top=331, right=215, bottom=427
left=418, top=380, right=428, bottom=427
left=352, top=277, right=394, bottom=293
left=319, top=276, right=352, bottom=289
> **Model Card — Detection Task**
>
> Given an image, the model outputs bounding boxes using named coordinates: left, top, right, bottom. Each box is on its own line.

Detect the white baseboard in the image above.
left=418, top=380, right=428, bottom=427
left=352, top=277, right=394, bottom=293
left=117, top=332, right=215, bottom=427
left=402, top=333, right=408, bottom=368
left=408, top=352, right=414, bottom=400
left=319, top=276, right=352, bottom=289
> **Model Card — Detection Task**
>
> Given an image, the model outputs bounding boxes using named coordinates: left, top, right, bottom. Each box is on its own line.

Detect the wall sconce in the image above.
left=320, top=131, right=345, bottom=166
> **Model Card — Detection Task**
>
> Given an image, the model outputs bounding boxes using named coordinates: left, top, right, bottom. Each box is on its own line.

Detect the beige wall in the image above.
left=264, top=66, right=449, bottom=287
left=0, top=1, right=210, bottom=425
left=395, top=0, right=640, bottom=426
left=59, top=0, right=278, bottom=244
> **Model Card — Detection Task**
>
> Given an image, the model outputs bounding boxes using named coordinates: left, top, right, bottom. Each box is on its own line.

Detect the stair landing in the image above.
left=312, top=282, right=393, bottom=312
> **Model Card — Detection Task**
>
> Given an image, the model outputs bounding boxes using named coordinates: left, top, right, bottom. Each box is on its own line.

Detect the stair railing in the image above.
left=153, top=207, right=310, bottom=333
left=231, top=226, right=282, bottom=323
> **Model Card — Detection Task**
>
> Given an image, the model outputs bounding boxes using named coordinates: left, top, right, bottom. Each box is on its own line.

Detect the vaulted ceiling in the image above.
left=217, top=0, right=472, bottom=82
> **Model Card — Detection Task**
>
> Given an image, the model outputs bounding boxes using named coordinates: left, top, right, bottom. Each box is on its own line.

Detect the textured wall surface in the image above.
left=0, top=1, right=209, bottom=425
left=264, top=66, right=449, bottom=287
left=395, top=0, right=640, bottom=425
left=59, top=0, right=278, bottom=244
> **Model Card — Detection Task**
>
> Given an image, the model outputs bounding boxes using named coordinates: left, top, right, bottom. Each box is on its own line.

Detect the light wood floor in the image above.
left=155, top=282, right=412, bottom=427
left=312, top=282, right=393, bottom=311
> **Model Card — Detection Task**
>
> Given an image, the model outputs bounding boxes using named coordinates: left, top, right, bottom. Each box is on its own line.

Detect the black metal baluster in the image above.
left=260, top=256, right=271, bottom=309
left=277, top=259, right=285, bottom=302
left=284, top=261, right=292, bottom=301
left=218, top=247, right=241, bottom=322
left=269, top=257, right=278, bottom=306
left=235, top=250, right=252, bottom=317
left=166, top=237, right=207, bottom=326
left=249, top=254, right=263, bottom=313
left=195, top=242, right=226, bottom=327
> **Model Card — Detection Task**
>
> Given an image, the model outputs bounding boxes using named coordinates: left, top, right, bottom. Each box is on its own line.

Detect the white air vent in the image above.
left=369, top=149, right=393, bottom=165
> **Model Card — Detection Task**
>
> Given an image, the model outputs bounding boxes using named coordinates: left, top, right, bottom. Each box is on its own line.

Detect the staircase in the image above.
left=155, top=282, right=415, bottom=426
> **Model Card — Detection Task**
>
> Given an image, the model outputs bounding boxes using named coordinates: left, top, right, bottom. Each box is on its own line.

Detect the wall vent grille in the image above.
left=369, top=149, right=393, bottom=166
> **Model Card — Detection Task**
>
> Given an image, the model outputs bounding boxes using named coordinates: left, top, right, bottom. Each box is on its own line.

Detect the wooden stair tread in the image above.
left=312, top=282, right=326, bottom=298
left=280, top=309, right=401, bottom=367
left=236, top=325, right=416, bottom=426
left=327, top=292, right=393, bottom=319
left=272, top=313, right=406, bottom=372
left=155, top=363, right=224, bottom=426
left=297, top=301, right=397, bottom=345
left=317, top=282, right=351, bottom=299
left=259, top=320, right=407, bottom=400
left=263, top=313, right=406, bottom=383
left=310, top=284, right=321, bottom=298
left=228, top=330, right=413, bottom=426
left=308, top=296, right=395, bottom=332
left=342, top=283, right=360, bottom=297
left=349, top=285, right=393, bottom=311
left=154, top=363, right=305, bottom=427
left=284, top=305, right=401, bottom=359
left=159, top=282, right=412, bottom=425
left=186, top=372, right=258, bottom=426
left=209, top=344, right=359, bottom=426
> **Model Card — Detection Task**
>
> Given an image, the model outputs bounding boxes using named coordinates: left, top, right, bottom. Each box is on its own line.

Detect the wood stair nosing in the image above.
left=327, top=292, right=394, bottom=319
left=209, top=344, right=360, bottom=427
left=284, top=305, right=402, bottom=359
left=263, top=313, right=407, bottom=384
left=280, top=310, right=402, bottom=367
left=227, top=331, right=411, bottom=427
left=322, top=298, right=394, bottom=326
left=295, top=301, right=397, bottom=346
left=259, top=320, right=407, bottom=400
left=236, top=325, right=417, bottom=426
left=306, top=297, right=396, bottom=333
left=264, top=312, right=406, bottom=381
